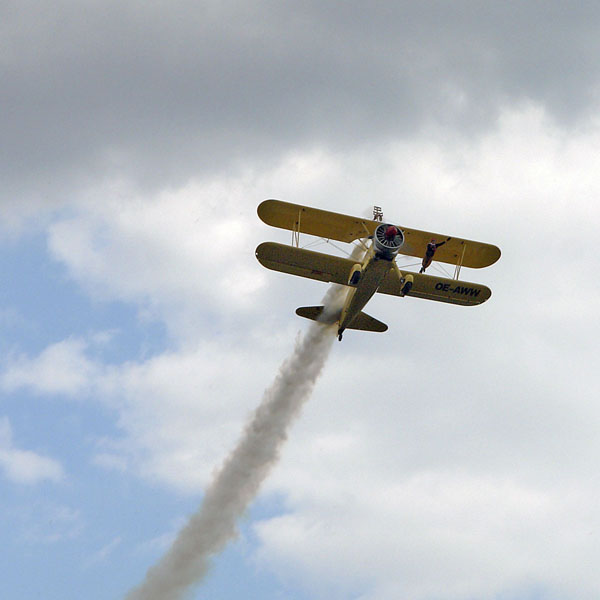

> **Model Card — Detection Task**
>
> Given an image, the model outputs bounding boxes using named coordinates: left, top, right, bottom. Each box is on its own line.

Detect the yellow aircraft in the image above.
left=256, top=200, right=500, bottom=340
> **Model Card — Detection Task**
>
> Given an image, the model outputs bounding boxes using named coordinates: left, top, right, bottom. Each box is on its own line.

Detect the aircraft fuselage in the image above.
left=337, top=245, right=392, bottom=338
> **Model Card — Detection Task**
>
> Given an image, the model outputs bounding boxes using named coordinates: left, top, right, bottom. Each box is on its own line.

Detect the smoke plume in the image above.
left=124, top=280, right=351, bottom=600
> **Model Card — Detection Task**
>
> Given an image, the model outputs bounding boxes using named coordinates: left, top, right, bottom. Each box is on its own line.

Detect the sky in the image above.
left=2, top=1, right=600, bottom=599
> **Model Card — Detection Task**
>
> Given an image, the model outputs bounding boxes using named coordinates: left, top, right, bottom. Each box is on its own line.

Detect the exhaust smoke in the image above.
left=124, top=278, right=353, bottom=600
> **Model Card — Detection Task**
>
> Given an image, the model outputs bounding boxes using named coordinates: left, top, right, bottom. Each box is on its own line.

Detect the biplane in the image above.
left=256, top=200, right=500, bottom=340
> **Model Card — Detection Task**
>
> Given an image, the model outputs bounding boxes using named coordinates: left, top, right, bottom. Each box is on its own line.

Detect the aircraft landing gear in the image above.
left=401, top=280, right=413, bottom=296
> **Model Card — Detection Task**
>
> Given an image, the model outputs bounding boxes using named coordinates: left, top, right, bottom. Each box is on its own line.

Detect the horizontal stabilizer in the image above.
left=296, top=306, right=387, bottom=333
left=347, top=311, right=388, bottom=332
left=296, top=305, right=338, bottom=325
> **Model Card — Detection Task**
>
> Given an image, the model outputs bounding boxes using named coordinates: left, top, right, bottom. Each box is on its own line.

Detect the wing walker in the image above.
left=256, top=200, right=500, bottom=341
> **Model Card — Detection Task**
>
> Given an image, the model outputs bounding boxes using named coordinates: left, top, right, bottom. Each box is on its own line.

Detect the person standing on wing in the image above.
left=420, top=237, right=451, bottom=273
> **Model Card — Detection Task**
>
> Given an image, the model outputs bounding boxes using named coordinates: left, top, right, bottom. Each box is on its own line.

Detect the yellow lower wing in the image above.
left=256, top=242, right=491, bottom=307
left=378, top=269, right=491, bottom=306
left=255, top=242, right=357, bottom=285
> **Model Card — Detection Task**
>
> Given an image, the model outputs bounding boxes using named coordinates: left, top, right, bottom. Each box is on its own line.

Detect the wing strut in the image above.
left=453, top=243, right=467, bottom=280
left=292, top=208, right=301, bottom=247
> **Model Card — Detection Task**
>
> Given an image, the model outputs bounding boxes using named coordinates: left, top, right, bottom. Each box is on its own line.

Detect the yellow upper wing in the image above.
left=258, top=199, right=501, bottom=269
left=399, top=230, right=500, bottom=270
left=258, top=199, right=377, bottom=243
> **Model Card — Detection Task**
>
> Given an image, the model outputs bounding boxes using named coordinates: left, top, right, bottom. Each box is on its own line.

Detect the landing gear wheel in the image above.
left=401, top=281, right=413, bottom=296
left=349, top=270, right=361, bottom=285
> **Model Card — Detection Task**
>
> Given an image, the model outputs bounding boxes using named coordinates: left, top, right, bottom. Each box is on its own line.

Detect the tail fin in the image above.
left=296, top=306, right=387, bottom=333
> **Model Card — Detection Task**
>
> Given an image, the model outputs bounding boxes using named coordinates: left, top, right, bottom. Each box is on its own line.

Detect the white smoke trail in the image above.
left=124, top=280, right=352, bottom=600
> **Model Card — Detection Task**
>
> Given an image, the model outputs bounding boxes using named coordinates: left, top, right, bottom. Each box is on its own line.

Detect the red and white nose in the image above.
left=384, top=226, right=398, bottom=240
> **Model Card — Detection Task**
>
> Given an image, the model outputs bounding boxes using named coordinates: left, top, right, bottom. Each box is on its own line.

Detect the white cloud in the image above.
left=1, top=330, right=295, bottom=492
left=95, top=328, right=310, bottom=493
left=1, top=337, right=98, bottom=397
left=0, top=418, right=64, bottom=484
left=4, top=1, right=600, bottom=596
left=254, top=471, right=598, bottom=600
left=46, top=181, right=270, bottom=343
left=4, top=0, right=600, bottom=206
left=4, top=104, right=600, bottom=597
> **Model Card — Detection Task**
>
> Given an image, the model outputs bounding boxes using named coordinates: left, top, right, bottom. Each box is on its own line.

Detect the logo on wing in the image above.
left=435, top=282, right=481, bottom=297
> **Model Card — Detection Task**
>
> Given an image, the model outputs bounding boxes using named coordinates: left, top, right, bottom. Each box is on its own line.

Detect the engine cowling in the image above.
left=373, top=223, right=404, bottom=259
